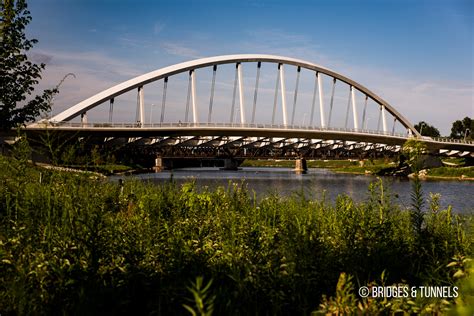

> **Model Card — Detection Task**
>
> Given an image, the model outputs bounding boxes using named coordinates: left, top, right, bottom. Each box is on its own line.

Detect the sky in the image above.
left=27, top=0, right=473, bottom=135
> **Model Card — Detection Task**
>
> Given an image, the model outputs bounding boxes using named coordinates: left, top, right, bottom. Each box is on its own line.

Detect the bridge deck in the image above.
left=23, top=122, right=474, bottom=153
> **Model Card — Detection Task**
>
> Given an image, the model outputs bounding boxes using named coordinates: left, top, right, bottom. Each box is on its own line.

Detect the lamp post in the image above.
left=419, top=122, right=426, bottom=136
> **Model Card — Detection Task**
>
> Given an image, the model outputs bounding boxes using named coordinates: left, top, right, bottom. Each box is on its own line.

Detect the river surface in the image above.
left=114, top=167, right=474, bottom=214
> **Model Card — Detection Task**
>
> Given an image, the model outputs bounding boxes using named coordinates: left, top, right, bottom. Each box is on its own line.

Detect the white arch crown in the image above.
left=49, top=54, right=420, bottom=136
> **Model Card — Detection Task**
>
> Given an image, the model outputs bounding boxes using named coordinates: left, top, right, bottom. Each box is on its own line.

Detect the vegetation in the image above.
left=427, top=166, right=474, bottom=178
left=241, top=159, right=296, bottom=168
left=25, top=130, right=138, bottom=175
left=0, top=0, right=59, bottom=130
left=0, top=140, right=472, bottom=315
left=410, top=118, right=473, bottom=140
left=241, top=158, right=393, bottom=174
left=450, top=117, right=473, bottom=140
left=414, top=121, right=440, bottom=137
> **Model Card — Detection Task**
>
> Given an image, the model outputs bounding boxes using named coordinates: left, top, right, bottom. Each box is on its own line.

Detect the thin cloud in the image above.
left=29, top=52, right=53, bottom=65
left=34, top=49, right=142, bottom=78
left=236, top=30, right=473, bottom=135
left=153, top=22, right=165, bottom=34
left=161, top=42, right=202, bottom=59
left=118, top=36, right=152, bottom=49
left=361, top=72, right=473, bottom=135
left=247, top=29, right=314, bottom=46
left=30, top=49, right=148, bottom=116
left=239, top=29, right=337, bottom=69
left=29, top=30, right=472, bottom=133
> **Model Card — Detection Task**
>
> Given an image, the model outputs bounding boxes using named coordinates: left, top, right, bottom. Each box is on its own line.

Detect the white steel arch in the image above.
left=49, top=54, right=420, bottom=137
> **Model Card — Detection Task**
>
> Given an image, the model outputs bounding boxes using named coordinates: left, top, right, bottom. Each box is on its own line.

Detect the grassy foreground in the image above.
left=0, top=155, right=473, bottom=315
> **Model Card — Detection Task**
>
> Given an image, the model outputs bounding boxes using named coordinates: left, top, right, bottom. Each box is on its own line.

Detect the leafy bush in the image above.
left=0, top=154, right=471, bottom=315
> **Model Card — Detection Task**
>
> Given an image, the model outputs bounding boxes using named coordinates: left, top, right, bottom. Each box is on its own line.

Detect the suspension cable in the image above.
left=109, top=98, right=114, bottom=123
left=309, top=72, right=318, bottom=126
left=208, top=65, right=217, bottom=123
left=185, top=71, right=192, bottom=122
left=272, top=64, right=281, bottom=125
left=160, top=77, right=168, bottom=124
left=361, top=95, right=368, bottom=129
left=251, top=62, right=261, bottom=124
left=377, top=105, right=382, bottom=131
left=327, top=78, right=336, bottom=127
left=344, top=86, right=352, bottom=128
left=291, top=66, right=301, bottom=126
left=136, top=89, right=140, bottom=123
left=230, top=63, right=238, bottom=123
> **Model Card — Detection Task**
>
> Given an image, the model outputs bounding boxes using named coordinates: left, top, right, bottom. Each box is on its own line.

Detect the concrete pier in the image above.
left=294, top=158, right=308, bottom=173
left=154, top=157, right=164, bottom=172
left=222, top=158, right=239, bottom=170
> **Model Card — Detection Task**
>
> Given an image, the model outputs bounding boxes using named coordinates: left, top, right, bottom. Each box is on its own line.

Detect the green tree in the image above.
left=414, top=121, right=440, bottom=137
left=0, top=0, right=58, bottom=130
left=450, top=117, right=473, bottom=139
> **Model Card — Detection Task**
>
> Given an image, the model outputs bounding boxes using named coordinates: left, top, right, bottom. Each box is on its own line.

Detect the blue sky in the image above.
left=28, top=0, right=473, bottom=135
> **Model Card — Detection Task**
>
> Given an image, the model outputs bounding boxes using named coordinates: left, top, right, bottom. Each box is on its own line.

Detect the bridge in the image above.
left=24, top=54, right=474, bottom=169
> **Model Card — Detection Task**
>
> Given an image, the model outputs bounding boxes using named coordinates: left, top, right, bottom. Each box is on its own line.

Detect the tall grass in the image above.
left=0, top=153, right=472, bottom=315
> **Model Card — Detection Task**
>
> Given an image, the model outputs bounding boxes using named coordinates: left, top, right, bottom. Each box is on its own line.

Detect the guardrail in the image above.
left=429, top=137, right=474, bottom=145
left=38, top=121, right=410, bottom=138
left=29, top=121, right=474, bottom=146
left=31, top=121, right=474, bottom=145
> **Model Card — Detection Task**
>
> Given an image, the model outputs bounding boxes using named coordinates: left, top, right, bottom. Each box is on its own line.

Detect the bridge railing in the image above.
left=41, top=121, right=410, bottom=138
left=430, top=137, right=474, bottom=145
left=29, top=121, right=474, bottom=147
left=35, top=121, right=474, bottom=145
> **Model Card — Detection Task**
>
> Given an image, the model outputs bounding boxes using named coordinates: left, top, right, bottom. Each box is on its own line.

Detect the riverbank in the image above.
left=241, top=158, right=392, bottom=174
left=1, top=155, right=472, bottom=314
left=33, top=162, right=142, bottom=176
left=426, top=166, right=474, bottom=179
left=34, top=162, right=107, bottom=178
left=241, top=159, right=474, bottom=180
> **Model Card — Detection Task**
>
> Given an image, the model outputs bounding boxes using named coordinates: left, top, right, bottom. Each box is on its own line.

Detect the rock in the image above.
left=418, top=169, right=428, bottom=179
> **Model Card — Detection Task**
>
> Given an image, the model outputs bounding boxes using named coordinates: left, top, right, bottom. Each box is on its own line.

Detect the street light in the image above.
left=419, top=122, right=426, bottom=136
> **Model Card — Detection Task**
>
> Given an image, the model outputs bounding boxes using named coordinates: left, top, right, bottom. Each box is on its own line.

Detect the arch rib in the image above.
left=49, top=54, right=420, bottom=137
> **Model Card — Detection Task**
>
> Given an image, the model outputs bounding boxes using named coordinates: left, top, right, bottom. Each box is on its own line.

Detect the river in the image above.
left=114, top=167, right=474, bottom=214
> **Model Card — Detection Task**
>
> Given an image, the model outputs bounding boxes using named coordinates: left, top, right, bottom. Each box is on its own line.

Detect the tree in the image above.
left=450, top=117, right=473, bottom=139
left=1, top=0, right=58, bottom=130
left=402, top=138, right=427, bottom=173
left=414, top=121, right=440, bottom=137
